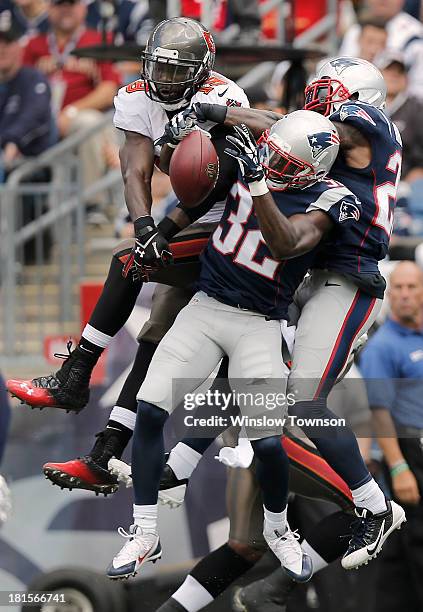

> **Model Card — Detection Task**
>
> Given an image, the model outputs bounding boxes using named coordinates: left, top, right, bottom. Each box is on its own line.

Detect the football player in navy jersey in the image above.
left=106, top=110, right=389, bottom=584
left=168, top=58, right=405, bottom=574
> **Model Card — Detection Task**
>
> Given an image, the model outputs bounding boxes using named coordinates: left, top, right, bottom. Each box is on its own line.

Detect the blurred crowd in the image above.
left=2, top=0, right=423, bottom=235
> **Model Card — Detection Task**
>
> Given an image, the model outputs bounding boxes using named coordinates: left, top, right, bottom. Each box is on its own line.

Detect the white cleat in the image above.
left=342, top=500, right=406, bottom=570
left=107, top=458, right=187, bottom=508
left=108, top=458, right=133, bottom=488
left=107, top=524, right=162, bottom=579
left=265, top=524, right=313, bottom=583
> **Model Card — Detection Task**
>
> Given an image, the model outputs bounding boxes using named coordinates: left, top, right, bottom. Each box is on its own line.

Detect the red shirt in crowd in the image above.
left=23, top=29, right=121, bottom=109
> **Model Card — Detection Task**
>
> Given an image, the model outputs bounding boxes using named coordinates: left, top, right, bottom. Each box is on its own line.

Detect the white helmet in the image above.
left=259, top=110, right=340, bottom=191
left=304, top=57, right=386, bottom=116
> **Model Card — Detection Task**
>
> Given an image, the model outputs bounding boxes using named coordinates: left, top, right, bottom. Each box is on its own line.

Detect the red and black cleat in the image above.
left=43, top=427, right=131, bottom=496
left=43, top=456, right=119, bottom=496
left=7, top=342, right=97, bottom=413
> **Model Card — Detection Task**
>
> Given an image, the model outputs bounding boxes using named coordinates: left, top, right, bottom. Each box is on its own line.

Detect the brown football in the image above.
left=169, top=130, right=219, bottom=208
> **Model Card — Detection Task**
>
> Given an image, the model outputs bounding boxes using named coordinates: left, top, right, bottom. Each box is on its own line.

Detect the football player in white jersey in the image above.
left=7, top=16, right=249, bottom=418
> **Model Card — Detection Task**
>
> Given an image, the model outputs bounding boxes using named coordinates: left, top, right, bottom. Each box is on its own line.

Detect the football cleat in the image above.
left=7, top=342, right=97, bottom=413
left=158, top=462, right=188, bottom=509
left=342, top=499, right=406, bottom=570
left=43, top=456, right=119, bottom=496
left=107, top=456, right=188, bottom=508
left=231, top=568, right=296, bottom=612
left=107, top=524, right=162, bottom=579
left=43, top=428, right=130, bottom=495
left=264, top=524, right=313, bottom=583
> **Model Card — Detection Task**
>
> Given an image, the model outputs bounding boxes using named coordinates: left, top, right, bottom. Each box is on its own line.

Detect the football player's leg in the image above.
left=228, top=318, right=311, bottom=581
left=288, top=271, right=405, bottom=568
left=156, top=459, right=266, bottom=612
left=162, top=357, right=239, bottom=506
left=43, top=283, right=194, bottom=495
left=8, top=240, right=142, bottom=412
left=108, top=295, right=224, bottom=579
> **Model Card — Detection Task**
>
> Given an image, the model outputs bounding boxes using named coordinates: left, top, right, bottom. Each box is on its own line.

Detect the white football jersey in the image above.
left=113, top=71, right=249, bottom=224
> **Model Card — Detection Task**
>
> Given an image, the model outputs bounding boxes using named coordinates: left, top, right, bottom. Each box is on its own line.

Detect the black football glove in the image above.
left=122, top=216, right=173, bottom=281
left=154, top=107, right=198, bottom=148
left=224, top=124, right=265, bottom=183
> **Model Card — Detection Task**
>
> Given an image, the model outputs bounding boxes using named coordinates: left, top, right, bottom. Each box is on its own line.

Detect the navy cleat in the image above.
left=342, top=499, right=406, bottom=570
left=107, top=525, right=162, bottom=579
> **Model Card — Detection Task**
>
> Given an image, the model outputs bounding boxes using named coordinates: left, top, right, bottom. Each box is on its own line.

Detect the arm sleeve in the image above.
left=0, top=72, right=52, bottom=153
left=359, top=340, right=398, bottom=411
left=113, top=85, right=151, bottom=137
left=177, top=127, right=239, bottom=222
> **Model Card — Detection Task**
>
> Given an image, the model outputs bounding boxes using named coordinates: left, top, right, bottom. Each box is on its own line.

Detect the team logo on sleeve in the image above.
left=307, top=132, right=340, bottom=159
left=339, top=200, right=361, bottom=222
left=339, top=104, right=376, bottom=126
left=329, top=58, right=361, bottom=74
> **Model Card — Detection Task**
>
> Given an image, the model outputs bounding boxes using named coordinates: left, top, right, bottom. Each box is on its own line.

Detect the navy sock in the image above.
left=291, top=399, right=370, bottom=488
left=132, top=400, right=168, bottom=505
left=251, top=436, right=289, bottom=512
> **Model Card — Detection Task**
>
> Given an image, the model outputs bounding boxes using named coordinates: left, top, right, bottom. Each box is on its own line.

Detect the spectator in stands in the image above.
left=0, top=0, right=49, bottom=37
left=0, top=10, right=55, bottom=180
left=377, top=51, right=423, bottom=183
left=23, top=0, right=121, bottom=218
left=359, top=260, right=423, bottom=611
left=357, top=17, right=387, bottom=62
left=340, top=0, right=423, bottom=99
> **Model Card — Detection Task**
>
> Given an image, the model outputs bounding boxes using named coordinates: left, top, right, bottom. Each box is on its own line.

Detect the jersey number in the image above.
left=374, top=150, right=402, bottom=236
left=212, top=183, right=280, bottom=279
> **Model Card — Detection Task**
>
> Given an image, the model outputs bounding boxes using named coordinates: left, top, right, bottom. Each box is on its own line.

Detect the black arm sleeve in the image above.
left=176, top=126, right=238, bottom=223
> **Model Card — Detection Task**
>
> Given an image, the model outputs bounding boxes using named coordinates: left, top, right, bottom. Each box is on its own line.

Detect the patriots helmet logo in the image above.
left=329, top=57, right=361, bottom=75
left=339, top=200, right=361, bottom=223
left=339, top=104, right=377, bottom=126
left=307, top=131, right=340, bottom=159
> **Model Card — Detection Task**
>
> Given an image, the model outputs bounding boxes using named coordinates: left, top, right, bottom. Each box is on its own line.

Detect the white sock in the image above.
left=133, top=504, right=158, bottom=535
left=173, top=575, right=213, bottom=612
left=82, top=323, right=112, bottom=349
left=263, top=506, right=287, bottom=537
left=351, top=478, right=387, bottom=514
left=301, top=540, right=328, bottom=574
left=109, top=406, right=136, bottom=431
left=167, top=442, right=202, bottom=480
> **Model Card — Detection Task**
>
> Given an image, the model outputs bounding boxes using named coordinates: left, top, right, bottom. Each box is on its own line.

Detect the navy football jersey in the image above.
left=316, top=101, right=403, bottom=293
left=199, top=176, right=362, bottom=319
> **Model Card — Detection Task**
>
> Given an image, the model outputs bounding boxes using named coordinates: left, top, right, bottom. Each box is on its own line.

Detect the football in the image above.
left=169, top=130, right=219, bottom=208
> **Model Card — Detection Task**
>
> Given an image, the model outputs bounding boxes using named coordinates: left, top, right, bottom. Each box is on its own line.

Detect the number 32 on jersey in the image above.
left=212, top=182, right=280, bottom=279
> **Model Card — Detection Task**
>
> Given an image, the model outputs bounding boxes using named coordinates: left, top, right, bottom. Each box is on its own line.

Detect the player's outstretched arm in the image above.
left=119, top=130, right=155, bottom=219
left=194, top=103, right=282, bottom=138
left=119, top=130, right=173, bottom=278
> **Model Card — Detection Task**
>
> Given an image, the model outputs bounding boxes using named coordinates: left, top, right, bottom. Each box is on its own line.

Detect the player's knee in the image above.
left=228, top=540, right=265, bottom=563
left=251, top=435, right=283, bottom=461
left=136, top=400, right=168, bottom=433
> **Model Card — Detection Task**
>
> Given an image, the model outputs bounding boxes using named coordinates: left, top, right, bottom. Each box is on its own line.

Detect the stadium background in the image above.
left=1, top=0, right=423, bottom=610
